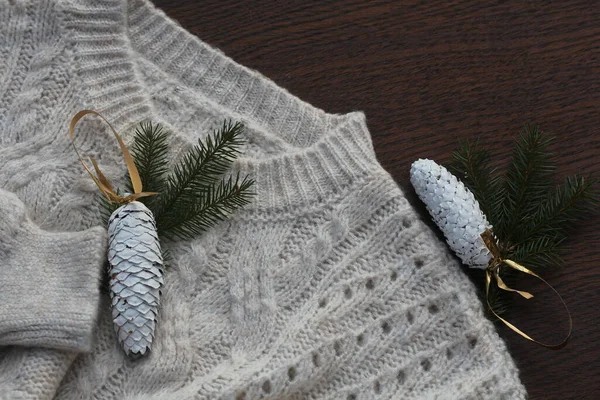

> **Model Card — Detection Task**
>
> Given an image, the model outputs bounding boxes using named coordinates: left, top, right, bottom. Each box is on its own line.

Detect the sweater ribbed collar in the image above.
left=67, top=0, right=379, bottom=213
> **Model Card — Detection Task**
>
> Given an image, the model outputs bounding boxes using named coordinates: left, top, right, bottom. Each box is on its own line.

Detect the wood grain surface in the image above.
left=151, top=1, right=600, bottom=398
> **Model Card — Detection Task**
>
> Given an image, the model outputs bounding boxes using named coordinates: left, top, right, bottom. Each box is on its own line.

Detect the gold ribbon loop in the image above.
left=481, top=229, right=572, bottom=349
left=69, top=110, right=157, bottom=204
left=494, top=269, right=533, bottom=299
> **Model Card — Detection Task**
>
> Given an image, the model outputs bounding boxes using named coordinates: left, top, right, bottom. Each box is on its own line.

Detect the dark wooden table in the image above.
left=153, top=1, right=600, bottom=398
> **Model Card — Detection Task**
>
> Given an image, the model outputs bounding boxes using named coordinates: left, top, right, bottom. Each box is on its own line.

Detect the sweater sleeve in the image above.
left=0, top=188, right=107, bottom=352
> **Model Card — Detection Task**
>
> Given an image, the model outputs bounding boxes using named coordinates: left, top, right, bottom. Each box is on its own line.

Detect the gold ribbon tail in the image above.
left=69, top=110, right=157, bottom=203
left=485, top=259, right=572, bottom=349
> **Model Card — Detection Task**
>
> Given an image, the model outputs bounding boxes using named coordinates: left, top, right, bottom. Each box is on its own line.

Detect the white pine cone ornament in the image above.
left=410, top=158, right=492, bottom=268
left=108, top=201, right=164, bottom=357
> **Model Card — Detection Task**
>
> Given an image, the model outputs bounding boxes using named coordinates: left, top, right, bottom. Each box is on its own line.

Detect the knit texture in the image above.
left=0, top=190, right=107, bottom=351
left=0, top=0, right=526, bottom=399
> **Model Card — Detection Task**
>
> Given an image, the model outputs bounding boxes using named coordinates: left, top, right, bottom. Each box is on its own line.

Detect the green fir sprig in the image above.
left=159, top=171, right=254, bottom=240
left=153, top=121, right=251, bottom=239
left=98, top=120, right=254, bottom=244
left=129, top=122, right=170, bottom=208
left=448, top=125, right=598, bottom=317
left=495, top=126, right=557, bottom=244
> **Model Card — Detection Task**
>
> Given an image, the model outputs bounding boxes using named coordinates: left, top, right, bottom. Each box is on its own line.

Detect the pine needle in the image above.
left=509, top=235, right=566, bottom=271
left=153, top=120, right=245, bottom=229
left=159, top=172, right=255, bottom=240
left=495, top=125, right=556, bottom=242
left=516, top=175, right=598, bottom=245
left=128, top=122, right=170, bottom=209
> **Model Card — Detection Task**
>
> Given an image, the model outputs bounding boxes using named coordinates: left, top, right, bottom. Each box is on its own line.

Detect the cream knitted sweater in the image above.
left=0, top=0, right=526, bottom=399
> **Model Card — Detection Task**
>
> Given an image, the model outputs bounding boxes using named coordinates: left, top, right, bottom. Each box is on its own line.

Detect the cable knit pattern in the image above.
left=0, top=0, right=526, bottom=399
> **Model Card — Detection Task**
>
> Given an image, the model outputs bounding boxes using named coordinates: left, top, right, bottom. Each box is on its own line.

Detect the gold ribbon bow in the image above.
left=480, top=229, right=572, bottom=349
left=69, top=110, right=157, bottom=204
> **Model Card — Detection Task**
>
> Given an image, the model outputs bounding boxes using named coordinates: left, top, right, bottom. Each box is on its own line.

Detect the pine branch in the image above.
left=495, top=125, right=556, bottom=242
left=154, top=121, right=245, bottom=226
left=508, top=234, right=566, bottom=271
left=500, top=175, right=598, bottom=271
left=448, top=139, right=502, bottom=225
left=158, top=172, right=255, bottom=240
left=515, top=175, right=598, bottom=245
left=127, top=122, right=170, bottom=209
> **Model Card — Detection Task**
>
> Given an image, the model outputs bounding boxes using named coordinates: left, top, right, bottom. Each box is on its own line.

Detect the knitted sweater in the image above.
left=0, top=0, right=526, bottom=399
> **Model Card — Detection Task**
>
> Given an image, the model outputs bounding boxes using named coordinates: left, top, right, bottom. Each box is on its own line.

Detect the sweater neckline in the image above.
left=68, top=0, right=379, bottom=213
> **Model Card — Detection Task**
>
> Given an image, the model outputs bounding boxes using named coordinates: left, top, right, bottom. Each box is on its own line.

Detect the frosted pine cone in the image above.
left=107, top=201, right=164, bottom=357
left=410, top=159, right=492, bottom=268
